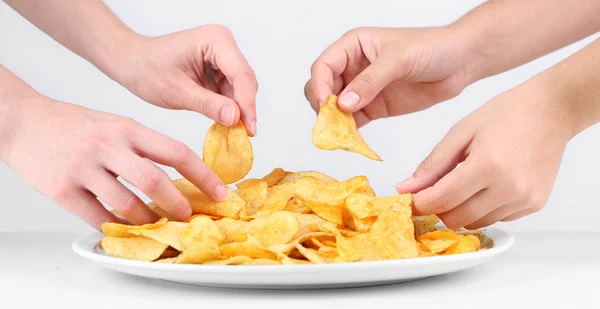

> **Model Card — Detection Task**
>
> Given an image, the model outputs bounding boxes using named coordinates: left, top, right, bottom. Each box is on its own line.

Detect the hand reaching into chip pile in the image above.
left=5, top=0, right=258, bottom=135
left=0, top=66, right=230, bottom=230
left=307, top=0, right=600, bottom=228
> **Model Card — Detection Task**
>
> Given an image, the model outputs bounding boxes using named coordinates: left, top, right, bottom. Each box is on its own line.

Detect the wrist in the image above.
left=0, top=91, right=41, bottom=162
left=87, top=28, right=148, bottom=88
left=444, top=21, right=491, bottom=87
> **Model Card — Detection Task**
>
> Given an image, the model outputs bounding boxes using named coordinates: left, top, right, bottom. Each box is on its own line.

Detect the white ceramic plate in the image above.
left=73, top=227, right=513, bottom=289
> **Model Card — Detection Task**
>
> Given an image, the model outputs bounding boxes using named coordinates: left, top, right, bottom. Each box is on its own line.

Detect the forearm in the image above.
left=4, top=0, right=140, bottom=83
left=532, top=38, right=600, bottom=139
left=450, top=0, right=600, bottom=84
left=0, top=65, right=42, bottom=160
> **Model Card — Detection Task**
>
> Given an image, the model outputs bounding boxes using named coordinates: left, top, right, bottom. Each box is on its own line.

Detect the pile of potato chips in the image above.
left=99, top=94, right=486, bottom=265
left=100, top=169, right=485, bottom=265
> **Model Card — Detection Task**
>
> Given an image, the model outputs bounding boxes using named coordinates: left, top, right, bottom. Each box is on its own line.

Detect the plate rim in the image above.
left=72, top=226, right=514, bottom=273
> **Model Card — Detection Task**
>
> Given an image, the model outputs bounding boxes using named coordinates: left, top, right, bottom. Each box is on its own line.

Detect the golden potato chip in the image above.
left=173, top=178, right=247, bottom=219
left=276, top=171, right=338, bottom=185
left=203, top=256, right=253, bottom=265
left=336, top=233, right=369, bottom=262
left=183, top=214, right=223, bottom=222
left=236, top=181, right=268, bottom=215
left=418, top=230, right=464, bottom=242
left=417, top=243, right=435, bottom=257
left=267, top=232, right=332, bottom=255
left=222, top=232, right=249, bottom=244
left=444, top=235, right=481, bottom=255
left=128, top=221, right=188, bottom=251
left=294, top=213, right=330, bottom=239
left=340, top=176, right=376, bottom=197
left=203, top=121, right=253, bottom=184
left=420, top=239, right=458, bottom=254
left=293, top=177, right=346, bottom=224
left=101, top=236, right=168, bottom=262
left=312, top=94, right=381, bottom=161
left=364, top=209, right=419, bottom=260
left=259, top=183, right=295, bottom=212
left=345, top=194, right=412, bottom=219
left=294, top=244, right=327, bottom=264
left=155, top=257, right=178, bottom=263
left=101, top=217, right=168, bottom=238
left=284, top=203, right=312, bottom=214
left=236, top=168, right=288, bottom=189
left=245, top=211, right=299, bottom=247
left=215, top=218, right=247, bottom=236
left=219, top=242, right=277, bottom=260
left=160, top=247, right=180, bottom=258
left=242, top=258, right=281, bottom=265
left=179, top=216, right=223, bottom=250
left=278, top=254, right=312, bottom=265
left=412, top=215, right=440, bottom=238
left=175, top=243, right=221, bottom=264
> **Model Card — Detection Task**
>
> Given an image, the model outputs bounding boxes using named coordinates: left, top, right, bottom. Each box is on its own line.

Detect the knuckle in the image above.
left=198, top=95, right=217, bottom=116
left=170, top=142, right=192, bottom=166
left=434, top=193, right=453, bottom=213
left=51, top=183, right=74, bottom=203
left=114, top=192, right=138, bottom=217
left=138, top=168, right=163, bottom=193
left=202, top=24, right=232, bottom=36
left=353, top=73, right=379, bottom=91
left=117, top=117, right=139, bottom=137
left=65, top=156, right=84, bottom=172
left=508, top=176, right=530, bottom=198
left=416, top=155, right=435, bottom=175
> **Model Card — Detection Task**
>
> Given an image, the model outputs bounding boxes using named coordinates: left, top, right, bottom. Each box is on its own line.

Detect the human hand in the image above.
left=304, top=26, right=476, bottom=127
left=396, top=79, right=572, bottom=229
left=114, top=25, right=258, bottom=135
left=1, top=96, right=227, bottom=230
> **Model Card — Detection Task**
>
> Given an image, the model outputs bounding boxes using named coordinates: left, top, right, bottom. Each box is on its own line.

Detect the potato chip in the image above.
left=284, top=203, right=312, bottom=214
left=418, top=230, right=464, bottom=242
left=183, top=214, right=223, bottom=222
left=345, top=194, right=412, bottom=219
left=173, top=178, right=247, bottom=219
left=175, top=243, right=221, bottom=264
left=180, top=216, right=223, bottom=249
left=128, top=221, right=188, bottom=251
left=203, top=256, right=253, bottom=265
left=160, top=247, right=180, bottom=258
left=219, top=242, right=277, bottom=260
left=276, top=171, right=338, bottom=185
left=443, top=235, right=481, bottom=255
left=222, top=232, right=249, bottom=244
left=101, top=236, right=168, bottom=262
left=245, top=211, right=299, bottom=247
left=215, top=218, right=247, bottom=236
left=236, top=180, right=268, bottom=215
left=260, top=183, right=295, bottom=212
left=242, top=258, right=281, bottom=265
left=236, top=168, right=288, bottom=189
left=340, top=176, right=376, bottom=197
left=203, top=121, right=253, bottom=184
left=412, top=215, right=440, bottom=238
left=101, top=217, right=168, bottom=238
left=293, top=177, right=346, bottom=224
left=312, top=94, right=381, bottom=161
left=278, top=254, right=312, bottom=265
left=294, top=244, right=327, bottom=264
left=364, top=209, right=419, bottom=260
left=155, top=257, right=178, bottom=263
left=420, top=239, right=458, bottom=254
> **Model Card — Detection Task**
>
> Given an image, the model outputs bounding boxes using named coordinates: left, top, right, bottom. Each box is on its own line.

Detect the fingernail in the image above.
left=396, top=177, right=414, bottom=191
left=339, top=92, right=360, bottom=109
left=219, top=105, right=235, bottom=126
left=214, top=185, right=228, bottom=201
left=184, top=207, right=192, bottom=218
left=318, top=100, right=324, bottom=106
left=250, top=120, right=257, bottom=136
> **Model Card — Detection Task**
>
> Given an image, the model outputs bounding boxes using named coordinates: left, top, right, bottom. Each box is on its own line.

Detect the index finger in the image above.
left=214, top=45, right=259, bottom=137
left=130, top=126, right=228, bottom=203
left=307, top=39, right=349, bottom=107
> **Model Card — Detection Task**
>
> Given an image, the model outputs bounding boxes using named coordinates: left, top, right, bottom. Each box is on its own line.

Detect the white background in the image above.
left=1, top=0, right=599, bottom=233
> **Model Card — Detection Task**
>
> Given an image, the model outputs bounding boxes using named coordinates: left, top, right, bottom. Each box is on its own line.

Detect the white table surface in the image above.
left=1, top=231, right=598, bottom=309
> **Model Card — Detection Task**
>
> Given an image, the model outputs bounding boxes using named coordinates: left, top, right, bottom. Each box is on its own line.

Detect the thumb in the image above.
left=179, top=78, right=241, bottom=127
left=396, top=123, right=472, bottom=194
left=337, top=55, right=406, bottom=113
